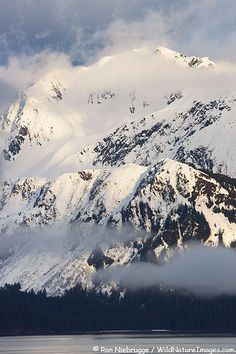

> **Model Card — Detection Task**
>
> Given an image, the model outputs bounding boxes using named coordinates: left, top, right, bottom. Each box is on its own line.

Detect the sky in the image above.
left=0, top=0, right=236, bottom=110
left=1, top=0, right=236, bottom=63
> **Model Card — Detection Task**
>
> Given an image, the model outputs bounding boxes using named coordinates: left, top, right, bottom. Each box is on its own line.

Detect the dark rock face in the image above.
left=92, top=121, right=171, bottom=167
left=166, top=92, right=183, bottom=105
left=1, top=92, right=29, bottom=161
left=3, top=126, right=29, bottom=161
left=160, top=204, right=211, bottom=247
left=51, top=82, right=64, bottom=101
left=175, top=146, right=214, bottom=171
left=78, top=171, right=93, bottom=181
left=88, top=91, right=116, bottom=105
left=87, top=246, right=114, bottom=270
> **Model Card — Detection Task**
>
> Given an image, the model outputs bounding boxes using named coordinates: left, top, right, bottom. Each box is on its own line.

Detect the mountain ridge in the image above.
left=0, top=46, right=235, bottom=293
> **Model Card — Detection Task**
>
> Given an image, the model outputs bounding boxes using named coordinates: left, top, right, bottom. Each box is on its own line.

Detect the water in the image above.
left=0, top=334, right=236, bottom=354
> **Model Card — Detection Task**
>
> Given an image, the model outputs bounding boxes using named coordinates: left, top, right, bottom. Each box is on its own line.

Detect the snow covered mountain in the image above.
left=1, top=46, right=233, bottom=179
left=0, top=46, right=235, bottom=293
left=77, top=94, right=236, bottom=177
left=154, top=47, right=216, bottom=68
left=0, top=159, right=235, bottom=294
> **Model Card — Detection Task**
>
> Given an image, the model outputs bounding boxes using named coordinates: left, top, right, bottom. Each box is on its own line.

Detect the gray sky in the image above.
left=0, top=0, right=236, bottom=111
left=0, top=0, right=236, bottom=64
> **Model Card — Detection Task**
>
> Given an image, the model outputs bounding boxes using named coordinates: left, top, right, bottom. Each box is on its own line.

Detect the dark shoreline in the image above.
left=1, top=330, right=236, bottom=337
left=2, top=285, right=236, bottom=337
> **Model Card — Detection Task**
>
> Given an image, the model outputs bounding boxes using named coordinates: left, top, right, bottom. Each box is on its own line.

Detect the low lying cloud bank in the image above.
left=94, top=245, right=236, bottom=296
left=1, top=223, right=236, bottom=297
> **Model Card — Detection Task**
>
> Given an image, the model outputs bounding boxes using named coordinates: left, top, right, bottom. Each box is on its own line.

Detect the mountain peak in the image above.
left=154, top=46, right=215, bottom=68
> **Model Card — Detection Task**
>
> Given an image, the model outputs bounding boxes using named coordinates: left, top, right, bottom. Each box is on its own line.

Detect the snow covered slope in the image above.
left=0, top=46, right=235, bottom=293
left=78, top=94, right=236, bottom=176
left=154, top=47, right=215, bottom=68
left=1, top=46, right=235, bottom=179
left=1, top=158, right=235, bottom=241
left=3, top=158, right=236, bottom=237
left=0, top=159, right=235, bottom=294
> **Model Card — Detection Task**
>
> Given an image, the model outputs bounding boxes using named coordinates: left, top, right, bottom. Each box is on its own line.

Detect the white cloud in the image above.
left=1, top=0, right=236, bottom=65
left=1, top=0, right=236, bottom=112
left=93, top=11, right=171, bottom=57
left=0, top=51, right=71, bottom=112
left=94, top=245, right=236, bottom=296
left=91, top=1, right=236, bottom=62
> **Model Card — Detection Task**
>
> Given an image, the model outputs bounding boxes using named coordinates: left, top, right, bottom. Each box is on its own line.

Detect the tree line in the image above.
left=0, top=283, right=236, bottom=335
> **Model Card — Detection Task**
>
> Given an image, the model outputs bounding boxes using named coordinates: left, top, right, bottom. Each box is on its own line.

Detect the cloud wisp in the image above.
left=94, top=245, right=236, bottom=297
left=0, top=51, right=70, bottom=112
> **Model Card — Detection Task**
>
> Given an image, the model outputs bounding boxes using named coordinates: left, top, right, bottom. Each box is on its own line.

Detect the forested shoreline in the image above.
left=1, top=283, right=236, bottom=335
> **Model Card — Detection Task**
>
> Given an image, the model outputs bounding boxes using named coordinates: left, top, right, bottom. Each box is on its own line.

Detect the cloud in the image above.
left=0, top=222, right=147, bottom=258
left=0, top=51, right=71, bottom=112
left=0, top=221, right=149, bottom=293
left=0, top=79, right=17, bottom=112
left=0, top=0, right=236, bottom=65
left=0, top=221, right=236, bottom=297
left=92, top=0, right=236, bottom=62
left=94, top=245, right=236, bottom=296
left=93, top=11, right=171, bottom=58
left=0, top=2, right=236, bottom=120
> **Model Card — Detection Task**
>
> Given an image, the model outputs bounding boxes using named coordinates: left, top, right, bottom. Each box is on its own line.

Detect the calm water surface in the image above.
left=0, top=334, right=236, bottom=354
